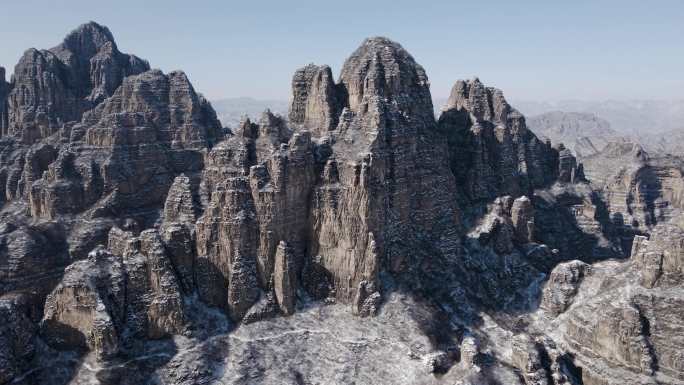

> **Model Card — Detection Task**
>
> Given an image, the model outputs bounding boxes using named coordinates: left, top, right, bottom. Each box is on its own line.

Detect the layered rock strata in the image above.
left=0, top=22, right=682, bottom=385
left=5, top=22, right=150, bottom=143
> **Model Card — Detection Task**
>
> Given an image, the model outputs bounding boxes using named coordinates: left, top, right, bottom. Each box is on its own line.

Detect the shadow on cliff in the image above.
left=92, top=339, right=179, bottom=385
left=533, top=188, right=635, bottom=266
left=374, top=180, right=638, bottom=378
left=22, top=326, right=181, bottom=385
left=629, top=165, right=664, bottom=228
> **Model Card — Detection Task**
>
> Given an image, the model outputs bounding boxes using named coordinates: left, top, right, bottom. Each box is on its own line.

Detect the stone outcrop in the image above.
left=288, top=64, right=342, bottom=134
left=557, top=144, right=586, bottom=183
left=125, top=230, right=186, bottom=339
left=511, top=195, right=535, bottom=243
left=560, top=293, right=662, bottom=381
left=6, top=22, right=149, bottom=143
left=273, top=241, right=297, bottom=315
left=41, top=229, right=187, bottom=359
left=0, top=293, right=38, bottom=384
left=41, top=247, right=126, bottom=360
left=630, top=223, right=683, bottom=288
left=540, top=260, right=589, bottom=315
left=438, top=78, right=562, bottom=203
left=1, top=22, right=683, bottom=385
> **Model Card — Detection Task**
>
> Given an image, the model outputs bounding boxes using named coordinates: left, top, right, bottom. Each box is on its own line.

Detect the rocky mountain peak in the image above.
left=81, top=68, right=221, bottom=148
left=288, top=64, right=340, bottom=134
left=52, top=21, right=117, bottom=59
left=446, top=77, right=512, bottom=124
left=1, top=23, right=683, bottom=385
left=438, top=77, right=566, bottom=202
left=288, top=37, right=435, bottom=139
left=339, top=36, right=433, bottom=120
left=4, top=21, right=150, bottom=143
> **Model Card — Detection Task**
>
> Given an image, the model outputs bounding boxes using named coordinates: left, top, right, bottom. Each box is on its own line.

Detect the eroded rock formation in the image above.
left=0, top=22, right=682, bottom=385
left=6, top=22, right=150, bottom=144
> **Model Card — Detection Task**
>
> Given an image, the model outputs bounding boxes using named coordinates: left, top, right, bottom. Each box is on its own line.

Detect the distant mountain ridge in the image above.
left=211, top=97, right=288, bottom=128
left=526, top=111, right=618, bottom=157
left=213, top=97, right=684, bottom=140
left=514, top=99, right=684, bottom=135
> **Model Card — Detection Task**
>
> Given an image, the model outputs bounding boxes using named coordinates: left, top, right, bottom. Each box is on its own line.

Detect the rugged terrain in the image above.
left=211, top=98, right=288, bottom=130
left=516, top=99, right=684, bottom=137
left=526, top=111, right=618, bottom=157
left=1, top=23, right=683, bottom=385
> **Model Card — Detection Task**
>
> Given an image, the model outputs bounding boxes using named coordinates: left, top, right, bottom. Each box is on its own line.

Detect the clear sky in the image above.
left=1, top=0, right=682, bottom=101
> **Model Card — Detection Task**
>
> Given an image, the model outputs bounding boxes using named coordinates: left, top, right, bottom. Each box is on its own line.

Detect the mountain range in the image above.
left=0, top=22, right=683, bottom=385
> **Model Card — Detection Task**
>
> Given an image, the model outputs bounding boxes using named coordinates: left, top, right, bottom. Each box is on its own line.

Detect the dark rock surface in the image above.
left=1, top=22, right=683, bottom=385
left=0, top=67, right=9, bottom=136
left=6, top=22, right=150, bottom=144
left=438, top=78, right=563, bottom=204
left=0, top=293, right=38, bottom=384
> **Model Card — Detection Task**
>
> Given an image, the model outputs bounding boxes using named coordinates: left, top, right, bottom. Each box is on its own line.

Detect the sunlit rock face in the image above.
left=194, top=36, right=466, bottom=319
left=0, top=22, right=683, bottom=385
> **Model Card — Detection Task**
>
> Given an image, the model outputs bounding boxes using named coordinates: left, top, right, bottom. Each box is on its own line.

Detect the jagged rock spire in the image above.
left=82, top=69, right=221, bottom=148
left=439, top=77, right=560, bottom=201
left=5, top=21, right=150, bottom=142
left=288, top=37, right=435, bottom=139
left=288, top=64, right=342, bottom=134
left=446, top=77, right=512, bottom=124
left=51, top=21, right=117, bottom=60
left=339, top=37, right=433, bottom=122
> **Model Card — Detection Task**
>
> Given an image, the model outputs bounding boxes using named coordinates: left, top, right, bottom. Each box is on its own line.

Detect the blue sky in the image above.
left=1, top=0, right=682, bottom=101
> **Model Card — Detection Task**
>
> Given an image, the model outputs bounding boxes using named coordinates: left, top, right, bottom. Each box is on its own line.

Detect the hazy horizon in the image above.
left=2, top=0, right=683, bottom=102
left=209, top=95, right=684, bottom=134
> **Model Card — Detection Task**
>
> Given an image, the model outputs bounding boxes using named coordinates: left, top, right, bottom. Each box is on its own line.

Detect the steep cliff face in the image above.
left=0, top=21, right=220, bottom=336
left=5, top=22, right=149, bottom=143
left=583, top=141, right=684, bottom=229
left=0, top=67, right=9, bottom=136
left=438, top=78, right=562, bottom=204
left=1, top=22, right=683, bottom=385
left=41, top=247, right=126, bottom=360
left=288, top=64, right=342, bottom=134
left=192, top=37, right=466, bottom=319
left=311, top=37, right=462, bottom=300
left=536, top=222, right=684, bottom=384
